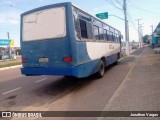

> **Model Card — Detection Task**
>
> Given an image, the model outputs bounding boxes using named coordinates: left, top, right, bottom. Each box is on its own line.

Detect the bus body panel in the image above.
left=85, top=42, right=120, bottom=60
left=77, top=53, right=119, bottom=78
left=21, top=67, right=78, bottom=77
left=21, top=38, right=72, bottom=68
left=21, top=52, right=119, bottom=78
left=21, top=3, right=78, bottom=74
left=75, top=41, right=120, bottom=77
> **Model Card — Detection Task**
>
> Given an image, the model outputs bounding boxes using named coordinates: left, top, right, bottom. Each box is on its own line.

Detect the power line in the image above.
left=127, top=11, right=137, bottom=31
left=0, top=1, right=23, bottom=11
left=114, top=0, right=123, bottom=7
left=8, top=4, right=23, bottom=11
left=105, top=0, right=130, bottom=55
left=128, top=0, right=160, bottom=14
left=105, top=0, right=123, bottom=10
left=110, top=0, right=123, bottom=10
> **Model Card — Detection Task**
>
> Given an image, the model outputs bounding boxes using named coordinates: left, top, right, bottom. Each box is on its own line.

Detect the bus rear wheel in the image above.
left=96, top=60, right=105, bottom=78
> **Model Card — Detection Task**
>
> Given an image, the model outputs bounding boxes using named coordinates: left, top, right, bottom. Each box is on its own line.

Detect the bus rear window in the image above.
left=22, top=7, right=66, bottom=41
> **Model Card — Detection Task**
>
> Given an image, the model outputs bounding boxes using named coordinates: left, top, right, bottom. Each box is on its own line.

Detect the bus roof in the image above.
left=21, top=2, right=121, bottom=34
left=21, top=2, right=71, bottom=16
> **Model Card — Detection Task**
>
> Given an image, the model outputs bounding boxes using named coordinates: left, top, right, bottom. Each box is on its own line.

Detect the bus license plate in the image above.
left=39, top=58, right=48, bottom=63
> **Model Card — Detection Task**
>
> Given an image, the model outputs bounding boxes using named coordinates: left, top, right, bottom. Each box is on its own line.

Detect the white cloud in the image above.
left=39, top=0, right=44, bottom=1
left=93, top=6, right=107, bottom=12
left=0, top=11, right=20, bottom=25
left=9, top=19, right=19, bottom=24
left=0, top=14, right=6, bottom=24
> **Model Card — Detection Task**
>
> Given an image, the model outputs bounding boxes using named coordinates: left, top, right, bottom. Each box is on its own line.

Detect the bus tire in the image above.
left=26, top=74, right=31, bottom=76
left=64, top=76, right=77, bottom=80
left=96, top=60, right=105, bottom=78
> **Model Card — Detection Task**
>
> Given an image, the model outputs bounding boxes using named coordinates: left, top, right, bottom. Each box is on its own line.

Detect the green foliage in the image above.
left=0, top=61, right=21, bottom=68
left=143, top=35, right=150, bottom=43
left=0, top=47, right=5, bottom=50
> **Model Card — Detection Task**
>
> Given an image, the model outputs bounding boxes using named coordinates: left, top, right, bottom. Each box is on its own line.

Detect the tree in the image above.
left=143, top=35, right=150, bottom=43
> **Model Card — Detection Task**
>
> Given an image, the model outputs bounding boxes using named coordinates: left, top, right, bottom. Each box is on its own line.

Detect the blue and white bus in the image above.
left=21, top=2, right=122, bottom=78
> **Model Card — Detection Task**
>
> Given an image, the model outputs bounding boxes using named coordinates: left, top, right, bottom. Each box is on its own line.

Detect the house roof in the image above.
left=154, top=22, right=160, bottom=33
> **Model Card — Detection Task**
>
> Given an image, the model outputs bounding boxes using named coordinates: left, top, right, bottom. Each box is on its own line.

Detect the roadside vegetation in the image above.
left=0, top=60, right=22, bottom=68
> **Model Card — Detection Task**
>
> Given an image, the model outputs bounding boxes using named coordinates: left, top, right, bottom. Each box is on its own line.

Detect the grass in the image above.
left=121, top=53, right=127, bottom=58
left=0, top=61, right=22, bottom=68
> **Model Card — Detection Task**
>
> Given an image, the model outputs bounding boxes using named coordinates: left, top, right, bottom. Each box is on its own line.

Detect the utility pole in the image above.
left=151, top=25, right=154, bottom=34
left=7, top=32, right=10, bottom=39
left=123, top=0, right=130, bottom=55
left=150, top=25, right=154, bottom=48
left=7, top=32, right=11, bottom=59
left=140, top=25, right=143, bottom=44
left=136, top=19, right=142, bottom=47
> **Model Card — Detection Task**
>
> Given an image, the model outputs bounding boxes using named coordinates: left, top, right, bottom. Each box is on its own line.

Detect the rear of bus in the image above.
left=21, top=2, right=78, bottom=77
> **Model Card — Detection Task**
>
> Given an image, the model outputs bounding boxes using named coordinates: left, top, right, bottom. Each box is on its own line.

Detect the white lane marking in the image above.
left=2, top=87, right=22, bottom=95
left=35, top=78, right=47, bottom=83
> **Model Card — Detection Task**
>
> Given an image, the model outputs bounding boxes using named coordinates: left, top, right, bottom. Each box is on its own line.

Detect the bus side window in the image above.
left=99, top=28, right=104, bottom=40
left=79, top=19, right=93, bottom=40
left=112, top=33, right=115, bottom=42
left=104, top=29, right=109, bottom=41
left=108, top=32, right=111, bottom=41
left=72, top=7, right=81, bottom=40
left=114, top=34, right=116, bottom=42
left=86, top=22, right=93, bottom=40
left=104, top=29, right=107, bottom=41
left=107, top=30, right=110, bottom=41
left=110, top=31, right=113, bottom=41
left=114, top=30, right=119, bottom=43
left=79, top=19, right=88, bottom=39
left=114, top=33, right=117, bottom=42
left=94, top=25, right=100, bottom=40
left=115, top=33, right=118, bottom=43
left=78, top=11, right=93, bottom=41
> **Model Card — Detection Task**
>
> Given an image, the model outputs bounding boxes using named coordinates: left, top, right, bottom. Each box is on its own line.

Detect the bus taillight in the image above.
left=64, top=56, right=72, bottom=63
left=22, top=58, right=27, bottom=63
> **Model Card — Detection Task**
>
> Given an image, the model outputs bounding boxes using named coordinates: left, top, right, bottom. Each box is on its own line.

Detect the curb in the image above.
left=0, top=65, right=22, bottom=71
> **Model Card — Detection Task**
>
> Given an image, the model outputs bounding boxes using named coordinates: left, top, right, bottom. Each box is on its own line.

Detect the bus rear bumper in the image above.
left=21, top=59, right=99, bottom=78
left=21, top=67, right=78, bottom=77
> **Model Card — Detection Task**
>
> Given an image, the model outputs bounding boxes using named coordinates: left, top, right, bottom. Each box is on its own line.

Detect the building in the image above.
left=152, top=23, right=160, bottom=48
left=0, top=39, right=19, bottom=60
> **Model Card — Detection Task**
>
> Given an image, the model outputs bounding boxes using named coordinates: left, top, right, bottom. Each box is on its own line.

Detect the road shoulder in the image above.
left=99, top=47, right=160, bottom=119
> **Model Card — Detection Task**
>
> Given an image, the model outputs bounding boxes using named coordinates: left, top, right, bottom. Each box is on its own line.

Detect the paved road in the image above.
left=99, top=47, right=160, bottom=120
left=0, top=48, right=144, bottom=120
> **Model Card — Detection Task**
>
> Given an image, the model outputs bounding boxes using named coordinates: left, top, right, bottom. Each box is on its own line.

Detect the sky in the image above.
left=0, top=0, right=160, bottom=47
